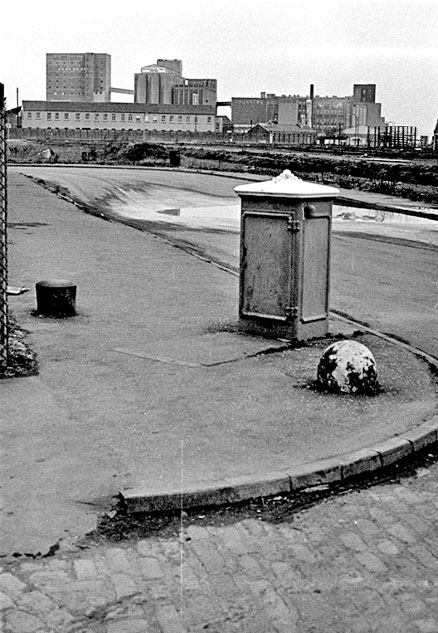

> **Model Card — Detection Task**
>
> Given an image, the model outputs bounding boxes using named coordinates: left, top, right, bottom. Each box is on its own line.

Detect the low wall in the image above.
left=8, top=127, right=244, bottom=145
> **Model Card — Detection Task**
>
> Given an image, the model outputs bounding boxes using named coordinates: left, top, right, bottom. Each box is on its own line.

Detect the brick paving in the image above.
left=1, top=460, right=438, bottom=632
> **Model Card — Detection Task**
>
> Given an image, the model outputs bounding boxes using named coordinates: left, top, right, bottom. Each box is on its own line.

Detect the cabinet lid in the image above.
left=235, top=170, right=340, bottom=199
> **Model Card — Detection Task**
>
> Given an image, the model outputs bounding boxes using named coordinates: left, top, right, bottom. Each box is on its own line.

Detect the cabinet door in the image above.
left=240, top=212, right=293, bottom=320
left=301, top=214, right=330, bottom=322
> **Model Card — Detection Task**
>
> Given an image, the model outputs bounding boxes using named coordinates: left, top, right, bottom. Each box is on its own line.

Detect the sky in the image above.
left=2, top=0, right=437, bottom=136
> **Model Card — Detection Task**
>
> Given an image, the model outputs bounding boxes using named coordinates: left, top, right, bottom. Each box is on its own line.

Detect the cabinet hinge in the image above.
left=285, top=306, right=299, bottom=319
left=287, top=218, right=300, bottom=232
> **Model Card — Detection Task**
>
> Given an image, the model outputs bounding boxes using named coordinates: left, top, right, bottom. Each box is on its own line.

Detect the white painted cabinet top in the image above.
left=234, top=170, right=340, bottom=199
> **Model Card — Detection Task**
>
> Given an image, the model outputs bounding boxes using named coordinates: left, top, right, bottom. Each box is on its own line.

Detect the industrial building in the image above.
left=231, top=94, right=307, bottom=132
left=311, top=95, right=351, bottom=135
left=134, top=59, right=217, bottom=108
left=245, top=123, right=317, bottom=145
left=21, top=101, right=216, bottom=133
left=352, top=84, right=376, bottom=104
left=19, top=100, right=314, bottom=145
left=19, top=56, right=218, bottom=138
left=134, top=60, right=182, bottom=105
left=232, top=84, right=386, bottom=136
left=17, top=54, right=413, bottom=147
left=350, top=83, right=385, bottom=130
left=46, top=53, right=111, bottom=102
left=173, top=78, right=217, bottom=107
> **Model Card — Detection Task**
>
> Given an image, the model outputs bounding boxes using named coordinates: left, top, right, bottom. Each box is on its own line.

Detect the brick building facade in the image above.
left=232, top=84, right=386, bottom=136
left=46, top=53, right=111, bottom=103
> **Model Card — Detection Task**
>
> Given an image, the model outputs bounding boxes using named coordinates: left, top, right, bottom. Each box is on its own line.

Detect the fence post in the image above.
left=0, top=83, right=8, bottom=370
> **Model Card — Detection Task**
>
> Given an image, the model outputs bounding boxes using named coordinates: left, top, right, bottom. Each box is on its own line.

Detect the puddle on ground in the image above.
left=107, top=190, right=438, bottom=247
left=157, top=208, right=181, bottom=216
left=334, top=204, right=438, bottom=225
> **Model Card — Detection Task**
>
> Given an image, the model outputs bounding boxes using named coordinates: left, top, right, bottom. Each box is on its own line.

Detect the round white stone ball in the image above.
left=317, top=340, right=378, bottom=394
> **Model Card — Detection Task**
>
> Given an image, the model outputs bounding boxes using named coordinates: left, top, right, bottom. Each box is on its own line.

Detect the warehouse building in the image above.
left=22, top=101, right=216, bottom=133
left=245, top=123, right=317, bottom=145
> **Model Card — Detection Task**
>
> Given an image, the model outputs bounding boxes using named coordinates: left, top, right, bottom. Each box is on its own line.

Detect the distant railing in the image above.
left=7, top=127, right=314, bottom=147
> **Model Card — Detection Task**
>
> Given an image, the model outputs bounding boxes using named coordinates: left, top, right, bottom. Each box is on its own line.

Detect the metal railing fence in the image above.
left=0, top=83, right=9, bottom=369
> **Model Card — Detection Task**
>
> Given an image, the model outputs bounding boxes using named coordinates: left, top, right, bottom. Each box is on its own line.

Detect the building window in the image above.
left=186, top=115, right=190, bottom=123
left=169, top=115, right=174, bottom=123
left=47, top=113, right=52, bottom=120
left=112, top=113, right=116, bottom=121
left=152, top=115, right=158, bottom=123
left=85, top=113, right=90, bottom=120
left=103, top=113, right=108, bottom=121
left=161, top=115, right=166, bottom=122
left=128, top=114, right=133, bottom=121
left=64, top=113, right=69, bottom=120
left=95, top=113, right=99, bottom=121
left=136, top=115, right=141, bottom=122
left=207, top=116, right=212, bottom=123
left=36, top=112, right=41, bottom=119
left=27, top=112, right=32, bottom=118
left=75, top=113, right=80, bottom=121
left=55, top=113, right=60, bottom=120
left=178, top=115, right=183, bottom=123
left=121, top=114, right=125, bottom=122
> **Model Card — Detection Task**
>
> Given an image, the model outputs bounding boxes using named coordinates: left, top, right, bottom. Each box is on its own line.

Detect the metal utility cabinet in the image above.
left=235, top=170, right=339, bottom=341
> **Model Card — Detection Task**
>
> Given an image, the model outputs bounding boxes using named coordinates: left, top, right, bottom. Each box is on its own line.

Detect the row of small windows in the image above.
left=27, top=112, right=210, bottom=123
left=272, top=134, right=314, bottom=143
left=314, top=104, right=346, bottom=111
left=49, top=90, right=106, bottom=95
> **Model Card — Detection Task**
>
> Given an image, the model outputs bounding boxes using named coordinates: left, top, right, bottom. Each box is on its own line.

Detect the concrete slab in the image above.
left=114, top=332, right=289, bottom=367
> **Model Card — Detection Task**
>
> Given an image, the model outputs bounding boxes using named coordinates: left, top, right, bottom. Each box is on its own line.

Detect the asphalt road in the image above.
left=13, top=165, right=438, bottom=359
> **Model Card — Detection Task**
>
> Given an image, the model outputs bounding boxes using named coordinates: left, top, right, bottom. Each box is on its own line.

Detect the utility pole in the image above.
left=143, top=112, right=148, bottom=143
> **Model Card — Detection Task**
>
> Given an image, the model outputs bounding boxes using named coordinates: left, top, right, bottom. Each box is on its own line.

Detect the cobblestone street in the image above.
left=2, top=457, right=438, bottom=632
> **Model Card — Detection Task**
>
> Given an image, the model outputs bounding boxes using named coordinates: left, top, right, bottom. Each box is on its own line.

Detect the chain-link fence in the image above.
left=0, top=83, right=9, bottom=369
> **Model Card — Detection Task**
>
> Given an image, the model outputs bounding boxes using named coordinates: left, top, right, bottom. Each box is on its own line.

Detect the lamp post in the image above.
left=386, top=121, right=396, bottom=149
left=352, top=113, right=360, bottom=148
left=142, top=113, right=149, bottom=143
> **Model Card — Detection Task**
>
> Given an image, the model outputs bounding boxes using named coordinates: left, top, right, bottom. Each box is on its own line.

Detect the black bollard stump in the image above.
left=169, top=150, right=181, bottom=167
left=35, top=280, right=77, bottom=317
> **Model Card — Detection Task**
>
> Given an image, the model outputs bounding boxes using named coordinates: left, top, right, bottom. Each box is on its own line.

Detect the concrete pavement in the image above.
left=1, top=170, right=437, bottom=560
